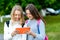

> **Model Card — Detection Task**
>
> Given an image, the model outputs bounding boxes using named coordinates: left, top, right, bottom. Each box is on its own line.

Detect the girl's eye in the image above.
left=14, top=14, right=17, bottom=16
left=14, top=14, right=21, bottom=16
left=26, top=13, right=31, bottom=15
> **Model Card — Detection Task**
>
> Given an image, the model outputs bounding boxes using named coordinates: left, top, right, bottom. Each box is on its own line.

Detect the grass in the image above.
left=0, top=18, right=10, bottom=34
left=0, top=15, right=60, bottom=40
left=44, top=15, right=60, bottom=40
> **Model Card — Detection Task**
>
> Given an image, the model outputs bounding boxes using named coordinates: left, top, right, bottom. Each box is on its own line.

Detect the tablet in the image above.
left=16, top=27, right=30, bottom=34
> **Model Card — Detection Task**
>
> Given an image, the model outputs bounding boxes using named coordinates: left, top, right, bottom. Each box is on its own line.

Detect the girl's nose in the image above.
left=16, top=15, right=19, bottom=18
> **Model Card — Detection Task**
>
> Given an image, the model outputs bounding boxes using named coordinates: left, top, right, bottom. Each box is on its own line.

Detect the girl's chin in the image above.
left=15, top=19, right=19, bottom=21
left=29, top=18, right=34, bottom=20
left=29, top=18, right=32, bottom=19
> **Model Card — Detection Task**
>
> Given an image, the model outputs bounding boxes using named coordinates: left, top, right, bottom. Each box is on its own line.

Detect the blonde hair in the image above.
left=10, top=4, right=25, bottom=25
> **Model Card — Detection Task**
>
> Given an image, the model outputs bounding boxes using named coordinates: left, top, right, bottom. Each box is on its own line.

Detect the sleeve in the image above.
left=4, top=22, right=12, bottom=40
left=34, top=20, right=46, bottom=40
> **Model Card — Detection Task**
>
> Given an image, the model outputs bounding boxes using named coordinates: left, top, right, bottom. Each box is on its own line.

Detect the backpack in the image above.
left=25, top=20, right=48, bottom=40
left=6, top=21, right=24, bottom=27
left=6, top=21, right=10, bottom=27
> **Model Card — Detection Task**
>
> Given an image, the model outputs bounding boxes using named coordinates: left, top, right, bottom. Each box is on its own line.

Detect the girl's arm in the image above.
left=34, top=20, right=46, bottom=40
left=27, top=20, right=45, bottom=40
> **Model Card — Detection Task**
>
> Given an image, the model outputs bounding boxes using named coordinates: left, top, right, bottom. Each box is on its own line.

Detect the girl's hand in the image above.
left=11, top=30, right=19, bottom=37
left=25, top=31, right=36, bottom=38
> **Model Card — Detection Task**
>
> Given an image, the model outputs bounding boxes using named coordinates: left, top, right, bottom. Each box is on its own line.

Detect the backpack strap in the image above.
left=25, top=20, right=28, bottom=23
left=37, top=19, right=40, bottom=25
left=37, top=19, right=40, bottom=34
left=37, top=20, right=48, bottom=40
left=6, top=21, right=10, bottom=27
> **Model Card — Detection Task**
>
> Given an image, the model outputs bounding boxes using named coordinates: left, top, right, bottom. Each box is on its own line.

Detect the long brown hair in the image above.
left=25, top=4, right=46, bottom=24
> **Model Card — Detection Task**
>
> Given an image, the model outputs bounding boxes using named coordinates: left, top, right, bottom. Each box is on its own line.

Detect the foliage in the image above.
left=0, top=0, right=60, bottom=15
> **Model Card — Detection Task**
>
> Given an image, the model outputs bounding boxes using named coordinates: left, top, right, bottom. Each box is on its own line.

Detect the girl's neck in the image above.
left=29, top=18, right=36, bottom=21
left=30, top=18, right=35, bottom=20
left=11, top=19, right=20, bottom=23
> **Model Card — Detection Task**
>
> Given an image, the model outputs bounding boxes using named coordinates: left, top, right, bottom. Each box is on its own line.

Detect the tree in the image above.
left=0, top=0, right=60, bottom=16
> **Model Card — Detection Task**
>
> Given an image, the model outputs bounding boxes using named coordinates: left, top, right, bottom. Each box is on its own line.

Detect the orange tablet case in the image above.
left=16, top=27, right=30, bottom=34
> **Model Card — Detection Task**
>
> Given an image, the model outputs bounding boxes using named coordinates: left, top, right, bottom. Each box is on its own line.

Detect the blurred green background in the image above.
left=0, top=0, right=60, bottom=16
left=0, top=0, right=60, bottom=40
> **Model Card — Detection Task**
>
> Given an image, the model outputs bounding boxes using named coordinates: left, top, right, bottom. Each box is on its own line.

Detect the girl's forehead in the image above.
left=26, top=10, right=30, bottom=13
left=14, top=10, right=21, bottom=14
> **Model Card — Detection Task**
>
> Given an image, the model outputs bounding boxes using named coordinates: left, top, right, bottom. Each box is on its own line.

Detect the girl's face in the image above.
left=26, top=10, right=34, bottom=20
left=13, top=10, right=21, bottom=21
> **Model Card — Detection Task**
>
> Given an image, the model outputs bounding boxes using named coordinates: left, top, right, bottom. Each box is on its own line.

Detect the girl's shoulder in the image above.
left=25, top=19, right=43, bottom=23
left=37, top=19, right=44, bottom=25
left=4, top=20, right=11, bottom=27
left=25, top=19, right=30, bottom=23
left=37, top=19, right=42, bottom=22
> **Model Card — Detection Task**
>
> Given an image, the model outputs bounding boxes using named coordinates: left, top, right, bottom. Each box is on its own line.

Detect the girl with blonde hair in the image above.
left=4, top=4, right=25, bottom=40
